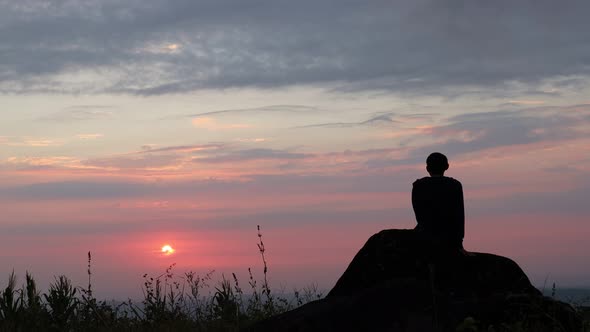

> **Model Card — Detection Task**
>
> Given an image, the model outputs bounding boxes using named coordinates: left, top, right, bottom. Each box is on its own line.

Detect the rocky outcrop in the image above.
left=248, top=229, right=583, bottom=332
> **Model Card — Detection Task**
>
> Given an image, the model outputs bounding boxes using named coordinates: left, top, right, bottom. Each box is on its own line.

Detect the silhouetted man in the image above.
left=412, top=152, right=464, bottom=250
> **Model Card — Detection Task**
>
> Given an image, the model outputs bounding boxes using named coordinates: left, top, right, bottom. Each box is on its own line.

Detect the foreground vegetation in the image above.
left=0, top=226, right=588, bottom=331
left=0, top=226, right=322, bottom=331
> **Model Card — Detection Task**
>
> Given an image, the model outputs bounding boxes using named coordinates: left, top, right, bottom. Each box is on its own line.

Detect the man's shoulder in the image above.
left=444, top=176, right=462, bottom=185
left=413, top=176, right=462, bottom=187
left=413, top=177, right=430, bottom=186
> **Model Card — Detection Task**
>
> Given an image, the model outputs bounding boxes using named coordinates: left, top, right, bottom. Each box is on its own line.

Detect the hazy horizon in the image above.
left=1, top=0, right=590, bottom=300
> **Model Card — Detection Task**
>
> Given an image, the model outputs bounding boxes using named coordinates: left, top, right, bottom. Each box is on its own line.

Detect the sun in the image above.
left=161, top=244, right=175, bottom=255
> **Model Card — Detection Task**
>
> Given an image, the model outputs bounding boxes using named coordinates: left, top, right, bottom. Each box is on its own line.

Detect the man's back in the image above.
left=412, top=176, right=464, bottom=246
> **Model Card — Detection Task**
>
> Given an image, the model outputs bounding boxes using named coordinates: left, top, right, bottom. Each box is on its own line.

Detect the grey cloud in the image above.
left=184, top=105, right=318, bottom=119
left=78, top=145, right=307, bottom=169
left=0, top=205, right=403, bottom=236
left=397, top=113, right=439, bottom=121
left=0, top=167, right=415, bottom=201
left=84, top=153, right=182, bottom=169
left=0, top=178, right=215, bottom=201
left=82, top=143, right=224, bottom=169
left=39, top=106, right=114, bottom=121
left=0, top=181, right=150, bottom=200
left=243, top=172, right=419, bottom=195
left=367, top=104, right=590, bottom=167
left=1, top=0, right=589, bottom=94
left=451, top=104, right=584, bottom=142
left=198, top=148, right=309, bottom=163
left=295, top=122, right=367, bottom=129
left=203, top=208, right=405, bottom=230
left=136, top=143, right=224, bottom=154
left=294, top=112, right=398, bottom=128
left=420, top=107, right=585, bottom=156
left=468, top=180, right=590, bottom=218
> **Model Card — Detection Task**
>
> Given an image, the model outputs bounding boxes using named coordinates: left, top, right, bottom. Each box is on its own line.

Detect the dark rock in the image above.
left=247, top=229, right=584, bottom=332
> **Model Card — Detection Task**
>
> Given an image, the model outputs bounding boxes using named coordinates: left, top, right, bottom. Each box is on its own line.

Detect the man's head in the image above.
left=426, top=152, right=449, bottom=176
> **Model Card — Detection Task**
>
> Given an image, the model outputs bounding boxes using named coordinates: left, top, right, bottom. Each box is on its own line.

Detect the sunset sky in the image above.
left=1, top=0, right=590, bottom=299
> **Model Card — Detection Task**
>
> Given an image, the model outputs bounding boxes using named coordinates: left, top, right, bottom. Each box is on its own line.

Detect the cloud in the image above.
left=191, top=117, right=251, bottom=130
left=183, top=105, right=317, bottom=119
left=506, top=100, right=547, bottom=106
left=137, top=143, right=223, bottom=154
left=24, top=139, right=62, bottom=147
left=76, top=134, right=104, bottom=140
left=80, top=144, right=310, bottom=172
left=0, top=169, right=412, bottom=202
left=1, top=1, right=589, bottom=95
left=2, top=143, right=308, bottom=175
left=4, top=156, right=80, bottom=168
left=235, top=138, right=267, bottom=143
left=82, top=143, right=224, bottom=170
left=363, top=103, right=590, bottom=167
left=6, top=164, right=589, bottom=228
left=0, top=137, right=63, bottom=147
left=439, top=104, right=588, bottom=149
left=141, top=42, right=183, bottom=54
left=84, top=154, right=183, bottom=170
left=4, top=103, right=588, bottom=180
left=0, top=181, right=151, bottom=200
left=3, top=103, right=589, bottom=199
left=294, top=112, right=398, bottom=128
left=197, top=148, right=309, bottom=164
left=40, top=106, right=114, bottom=122
left=467, top=177, right=590, bottom=218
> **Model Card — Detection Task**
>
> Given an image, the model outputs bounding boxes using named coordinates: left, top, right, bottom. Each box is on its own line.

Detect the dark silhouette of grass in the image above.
left=0, top=226, right=323, bottom=331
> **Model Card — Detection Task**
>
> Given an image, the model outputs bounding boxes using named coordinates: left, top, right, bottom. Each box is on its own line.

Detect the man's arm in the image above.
left=412, top=182, right=419, bottom=228
left=456, top=181, right=465, bottom=240
left=412, top=181, right=423, bottom=229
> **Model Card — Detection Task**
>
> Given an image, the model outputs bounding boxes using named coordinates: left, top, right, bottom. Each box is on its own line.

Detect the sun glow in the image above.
left=161, top=244, right=175, bottom=255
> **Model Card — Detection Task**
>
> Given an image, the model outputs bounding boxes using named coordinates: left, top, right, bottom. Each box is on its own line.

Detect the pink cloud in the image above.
left=192, top=117, right=251, bottom=130
left=76, top=134, right=104, bottom=140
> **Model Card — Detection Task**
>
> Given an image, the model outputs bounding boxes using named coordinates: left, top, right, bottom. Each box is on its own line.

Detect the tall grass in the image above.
left=0, top=226, right=322, bottom=331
